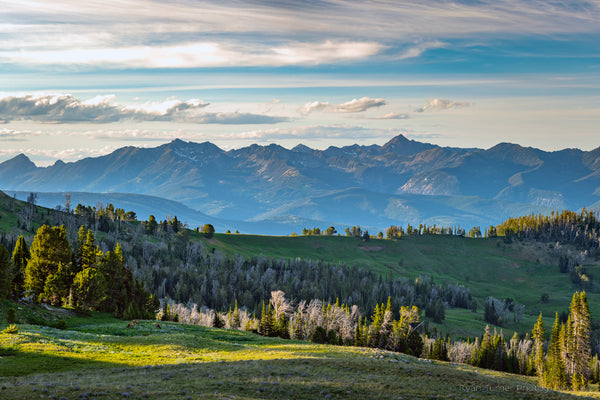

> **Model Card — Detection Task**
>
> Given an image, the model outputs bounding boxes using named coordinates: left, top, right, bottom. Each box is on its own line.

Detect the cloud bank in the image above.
left=0, top=94, right=288, bottom=125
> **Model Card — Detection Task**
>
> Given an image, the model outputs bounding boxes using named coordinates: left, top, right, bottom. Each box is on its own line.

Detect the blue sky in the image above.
left=0, top=0, right=598, bottom=166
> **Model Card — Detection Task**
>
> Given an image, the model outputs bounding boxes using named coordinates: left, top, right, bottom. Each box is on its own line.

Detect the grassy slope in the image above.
left=206, top=233, right=600, bottom=337
left=0, top=305, right=596, bottom=400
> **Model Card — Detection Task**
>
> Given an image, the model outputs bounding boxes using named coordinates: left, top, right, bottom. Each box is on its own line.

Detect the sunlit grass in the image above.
left=1, top=320, right=599, bottom=399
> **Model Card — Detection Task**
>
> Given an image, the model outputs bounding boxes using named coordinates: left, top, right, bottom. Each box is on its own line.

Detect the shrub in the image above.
left=54, top=319, right=67, bottom=330
left=311, top=326, right=328, bottom=344
left=2, top=324, right=18, bottom=334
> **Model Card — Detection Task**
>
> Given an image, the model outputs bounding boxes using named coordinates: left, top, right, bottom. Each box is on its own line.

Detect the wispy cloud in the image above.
left=0, top=40, right=382, bottom=68
left=0, top=93, right=288, bottom=125
left=3, top=1, right=596, bottom=70
left=369, top=112, right=410, bottom=120
left=300, top=97, right=386, bottom=115
left=415, top=98, right=470, bottom=113
left=395, top=41, right=447, bottom=60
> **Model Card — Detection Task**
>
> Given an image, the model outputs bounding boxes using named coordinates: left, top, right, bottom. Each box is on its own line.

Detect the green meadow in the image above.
left=1, top=306, right=597, bottom=400
left=205, top=232, right=600, bottom=335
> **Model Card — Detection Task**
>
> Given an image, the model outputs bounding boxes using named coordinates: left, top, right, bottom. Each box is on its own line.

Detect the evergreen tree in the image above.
left=72, top=266, right=106, bottom=311
left=368, top=303, right=383, bottom=347
left=478, top=325, right=494, bottom=369
left=11, top=236, right=29, bottom=298
left=232, top=300, right=241, bottom=329
left=562, top=315, right=575, bottom=380
left=505, top=332, right=520, bottom=374
left=0, top=244, right=12, bottom=298
left=146, top=215, right=158, bottom=235
left=99, top=246, right=128, bottom=315
left=545, top=312, right=567, bottom=389
left=82, top=229, right=100, bottom=270
left=259, top=301, right=275, bottom=337
left=24, top=225, right=72, bottom=302
left=42, top=261, right=71, bottom=305
left=532, top=313, right=545, bottom=384
left=73, top=225, right=87, bottom=275
left=570, top=291, right=591, bottom=389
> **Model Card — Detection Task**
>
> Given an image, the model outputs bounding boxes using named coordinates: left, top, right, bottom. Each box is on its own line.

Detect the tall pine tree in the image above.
left=532, top=313, right=546, bottom=384
left=11, top=235, right=29, bottom=298
left=545, top=312, right=567, bottom=389
left=0, top=244, right=12, bottom=298
left=570, top=291, right=591, bottom=389
left=24, top=225, right=72, bottom=302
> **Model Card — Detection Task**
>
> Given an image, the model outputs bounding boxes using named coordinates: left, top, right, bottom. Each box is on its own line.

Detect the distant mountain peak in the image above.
left=292, top=144, right=313, bottom=153
left=381, top=134, right=437, bottom=156
left=1, top=153, right=37, bottom=169
left=383, top=134, right=409, bottom=144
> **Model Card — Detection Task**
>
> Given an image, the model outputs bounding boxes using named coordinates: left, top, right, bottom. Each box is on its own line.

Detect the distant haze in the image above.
left=1, top=135, right=598, bottom=235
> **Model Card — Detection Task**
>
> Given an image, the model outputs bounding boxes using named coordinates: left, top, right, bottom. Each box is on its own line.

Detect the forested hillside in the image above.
left=2, top=190, right=599, bottom=335
left=3, top=190, right=600, bottom=392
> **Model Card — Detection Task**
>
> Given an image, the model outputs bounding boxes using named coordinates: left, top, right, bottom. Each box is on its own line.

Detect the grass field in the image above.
left=1, top=305, right=598, bottom=400
left=205, top=233, right=600, bottom=335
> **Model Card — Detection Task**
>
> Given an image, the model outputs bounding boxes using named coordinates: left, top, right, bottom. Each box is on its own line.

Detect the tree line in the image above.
left=163, top=290, right=425, bottom=357
left=497, top=209, right=600, bottom=252
left=128, top=238, right=474, bottom=323
left=0, top=224, right=156, bottom=319
left=162, top=290, right=594, bottom=392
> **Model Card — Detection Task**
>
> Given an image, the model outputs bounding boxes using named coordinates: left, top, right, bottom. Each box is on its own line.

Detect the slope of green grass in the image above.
left=1, top=312, right=597, bottom=400
left=206, top=233, right=600, bottom=335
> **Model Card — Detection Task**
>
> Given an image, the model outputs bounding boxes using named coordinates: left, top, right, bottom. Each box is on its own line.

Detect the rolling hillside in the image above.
left=201, top=232, right=600, bottom=337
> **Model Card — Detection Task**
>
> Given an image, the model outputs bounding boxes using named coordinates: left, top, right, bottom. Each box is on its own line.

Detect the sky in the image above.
left=0, top=0, right=599, bottom=166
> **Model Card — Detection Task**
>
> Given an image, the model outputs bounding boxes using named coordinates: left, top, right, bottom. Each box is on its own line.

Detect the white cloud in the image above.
left=415, top=98, right=470, bottom=113
left=299, top=101, right=332, bottom=115
left=0, top=40, right=382, bottom=68
left=270, top=40, right=382, bottom=65
left=300, top=97, right=386, bottom=115
left=335, top=97, right=387, bottom=113
left=0, top=93, right=288, bottom=124
left=396, top=41, right=447, bottom=60
left=370, top=112, right=410, bottom=120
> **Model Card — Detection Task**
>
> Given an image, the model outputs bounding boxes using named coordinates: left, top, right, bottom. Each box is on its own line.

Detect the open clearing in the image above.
left=1, top=317, right=598, bottom=400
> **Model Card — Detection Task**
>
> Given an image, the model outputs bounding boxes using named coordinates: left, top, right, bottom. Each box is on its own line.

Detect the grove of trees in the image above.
left=0, top=224, right=157, bottom=319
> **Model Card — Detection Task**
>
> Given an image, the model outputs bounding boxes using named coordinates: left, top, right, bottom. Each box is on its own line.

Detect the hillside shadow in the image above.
left=0, top=348, right=125, bottom=377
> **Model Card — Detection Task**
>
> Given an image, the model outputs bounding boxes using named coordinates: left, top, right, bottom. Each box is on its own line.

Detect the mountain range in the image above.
left=1, top=135, right=599, bottom=235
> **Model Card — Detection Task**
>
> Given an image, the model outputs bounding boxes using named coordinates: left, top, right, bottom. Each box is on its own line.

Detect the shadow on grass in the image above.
left=0, top=348, right=124, bottom=377
left=0, top=356, right=580, bottom=400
